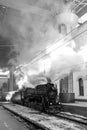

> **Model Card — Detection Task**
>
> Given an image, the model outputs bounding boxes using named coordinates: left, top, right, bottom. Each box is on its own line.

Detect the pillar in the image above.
left=59, top=73, right=75, bottom=103
left=9, top=67, right=14, bottom=91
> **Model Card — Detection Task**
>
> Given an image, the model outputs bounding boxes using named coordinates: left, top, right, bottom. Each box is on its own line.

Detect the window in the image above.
left=78, top=78, right=84, bottom=96
left=58, top=24, right=67, bottom=35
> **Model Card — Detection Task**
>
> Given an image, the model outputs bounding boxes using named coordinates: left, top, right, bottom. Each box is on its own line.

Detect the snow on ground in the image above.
left=3, top=103, right=87, bottom=130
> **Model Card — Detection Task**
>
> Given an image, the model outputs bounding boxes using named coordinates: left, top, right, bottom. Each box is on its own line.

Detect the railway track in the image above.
left=43, top=104, right=87, bottom=125
left=27, top=102, right=87, bottom=125
left=2, top=103, right=87, bottom=130
left=54, top=112, right=87, bottom=125
left=5, top=102, right=87, bottom=125
left=3, top=104, right=47, bottom=130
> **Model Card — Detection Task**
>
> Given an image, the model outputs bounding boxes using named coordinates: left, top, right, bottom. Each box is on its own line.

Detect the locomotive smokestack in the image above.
left=46, top=77, right=52, bottom=83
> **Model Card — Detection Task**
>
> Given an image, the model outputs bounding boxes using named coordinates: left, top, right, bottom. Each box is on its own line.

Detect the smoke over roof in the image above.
left=0, top=0, right=86, bottom=87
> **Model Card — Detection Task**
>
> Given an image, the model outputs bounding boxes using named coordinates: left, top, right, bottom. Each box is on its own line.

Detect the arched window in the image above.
left=58, top=24, right=67, bottom=35
left=78, top=78, right=84, bottom=96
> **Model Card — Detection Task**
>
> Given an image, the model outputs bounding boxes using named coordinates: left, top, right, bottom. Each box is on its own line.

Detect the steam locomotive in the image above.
left=11, top=83, right=63, bottom=112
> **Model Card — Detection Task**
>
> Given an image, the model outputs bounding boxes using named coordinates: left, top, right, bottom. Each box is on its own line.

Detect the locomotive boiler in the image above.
left=12, top=82, right=63, bottom=112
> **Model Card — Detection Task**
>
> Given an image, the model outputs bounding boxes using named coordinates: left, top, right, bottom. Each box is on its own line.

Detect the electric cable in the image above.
left=22, top=27, right=87, bottom=67
left=21, top=25, right=78, bottom=67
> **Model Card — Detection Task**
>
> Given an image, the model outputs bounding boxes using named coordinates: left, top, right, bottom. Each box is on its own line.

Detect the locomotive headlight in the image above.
left=58, top=101, right=61, bottom=104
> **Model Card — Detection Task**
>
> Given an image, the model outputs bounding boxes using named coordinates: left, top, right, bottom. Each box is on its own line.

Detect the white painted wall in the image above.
left=73, top=69, right=87, bottom=99
left=55, top=73, right=73, bottom=94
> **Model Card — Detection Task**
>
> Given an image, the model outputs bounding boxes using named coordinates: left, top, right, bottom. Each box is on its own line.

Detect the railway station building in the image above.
left=57, top=21, right=87, bottom=103
left=57, top=69, right=87, bottom=103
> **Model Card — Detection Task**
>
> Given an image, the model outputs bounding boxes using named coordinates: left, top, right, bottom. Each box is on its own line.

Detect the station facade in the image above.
left=56, top=21, right=87, bottom=103
left=57, top=70, right=87, bottom=103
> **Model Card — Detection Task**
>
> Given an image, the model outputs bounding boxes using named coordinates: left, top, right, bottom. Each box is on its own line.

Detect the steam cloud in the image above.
left=0, top=0, right=85, bottom=88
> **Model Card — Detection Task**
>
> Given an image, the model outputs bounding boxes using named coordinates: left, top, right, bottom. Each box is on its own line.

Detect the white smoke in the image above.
left=0, top=0, right=85, bottom=88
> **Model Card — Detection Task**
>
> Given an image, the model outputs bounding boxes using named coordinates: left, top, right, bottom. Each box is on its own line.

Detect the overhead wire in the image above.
left=21, top=1, right=87, bottom=68
left=22, top=5, right=87, bottom=66
left=22, top=24, right=87, bottom=68
left=20, top=27, right=87, bottom=82
left=7, top=1, right=87, bottom=82
left=76, top=3, right=87, bottom=13
left=0, top=1, right=86, bottom=69
left=72, top=0, right=86, bottom=11
left=22, top=25, right=78, bottom=67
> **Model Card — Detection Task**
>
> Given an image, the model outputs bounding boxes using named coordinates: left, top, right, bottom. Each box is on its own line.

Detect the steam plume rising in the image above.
left=0, top=0, right=75, bottom=65
left=0, top=0, right=85, bottom=88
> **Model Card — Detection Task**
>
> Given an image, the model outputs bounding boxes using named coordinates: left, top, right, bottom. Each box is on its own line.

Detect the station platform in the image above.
left=2, top=102, right=87, bottom=130
left=62, top=102, right=87, bottom=117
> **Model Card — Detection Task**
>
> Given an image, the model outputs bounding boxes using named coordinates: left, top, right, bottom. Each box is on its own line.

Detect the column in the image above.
left=9, top=67, right=14, bottom=91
